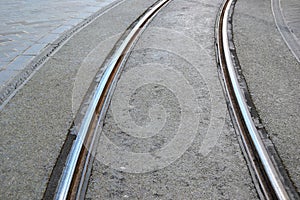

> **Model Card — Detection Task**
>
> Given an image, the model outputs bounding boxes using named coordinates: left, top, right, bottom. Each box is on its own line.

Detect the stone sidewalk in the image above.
left=0, top=0, right=117, bottom=90
left=0, top=0, right=299, bottom=199
left=0, top=0, right=159, bottom=199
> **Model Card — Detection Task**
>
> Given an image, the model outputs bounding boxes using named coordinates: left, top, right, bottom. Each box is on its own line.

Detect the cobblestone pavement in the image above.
left=0, top=0, right=116, bottom=89
left=0, top=0, right=299, bottom=199
left=0, top=0, right=158, bottom=198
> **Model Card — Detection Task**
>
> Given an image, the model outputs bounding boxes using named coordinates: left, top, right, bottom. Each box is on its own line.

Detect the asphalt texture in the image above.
left=0, top=0, right=159, bottom=199
left=1, top=0, right=298, bottom=199
left=85, top=0, right=258, bottom=199
left=233, top=0, right=300, bottom=193
left=272, top=0, right=300, bottom=62
left=280, top=0, right=300, bottom=41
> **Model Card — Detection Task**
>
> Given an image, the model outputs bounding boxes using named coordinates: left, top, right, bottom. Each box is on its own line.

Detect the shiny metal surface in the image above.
left=54, top=0, right=171, bottom=199
left=218, top=0, right=290, bottom=199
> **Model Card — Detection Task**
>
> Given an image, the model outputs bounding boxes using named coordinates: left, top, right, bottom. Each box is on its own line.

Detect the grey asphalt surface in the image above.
left=85, top=0, right=258, bottom=199
left=280, top=0, right=300, bottom=41
left=1, top=0, right=299, bottom=199
left=233, top=0, right=300, bottom=193
left=0, top=0, right=160, bottom=199
left=272, top=0, right=300, bottom=62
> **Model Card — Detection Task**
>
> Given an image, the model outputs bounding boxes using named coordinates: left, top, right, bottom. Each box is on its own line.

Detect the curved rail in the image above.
left=271, top=0, right=300, bottom=63
left=215, top=0, right=299, bottom=199
left=54, top=0, right=171, bottom=199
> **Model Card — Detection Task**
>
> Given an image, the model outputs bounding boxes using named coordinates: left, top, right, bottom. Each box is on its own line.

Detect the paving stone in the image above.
left=0, top=70, right=19, bottom=87
left=6, top=55, right=34, bottom=71
left=0, top=1, right=166, bottom=199
left=0, top=0, right=119, bottom=90
left=37, top=34, right=60, bottom=45
left=23, top=43, right=47, bottom=55
left=51, top=25, right=74, bottom=34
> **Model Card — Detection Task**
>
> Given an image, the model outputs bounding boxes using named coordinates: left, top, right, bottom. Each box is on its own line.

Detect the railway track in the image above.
left=215, top=0, right=299, bottom=199
left=47, top=0, right=299, bottom=199
left=52, top=0, right=171, bottom=199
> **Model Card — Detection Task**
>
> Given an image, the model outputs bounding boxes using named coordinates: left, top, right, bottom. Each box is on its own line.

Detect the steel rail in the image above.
left=54, top=0, right=171, bottom=199
left=216, top=0, right=293, bottom=199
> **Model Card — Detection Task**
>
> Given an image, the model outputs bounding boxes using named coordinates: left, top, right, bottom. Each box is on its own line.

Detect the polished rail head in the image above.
left=54, top=0, right=171, bottom=199
left=216, top=0, right=292, bottom=199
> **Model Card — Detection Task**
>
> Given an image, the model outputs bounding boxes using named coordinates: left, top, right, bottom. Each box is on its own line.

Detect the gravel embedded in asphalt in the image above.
left=85, top=0, right=259, bottom=199
left=0, top=0, right=158, bottom=198
left=233, top=0, right=300, bottom=192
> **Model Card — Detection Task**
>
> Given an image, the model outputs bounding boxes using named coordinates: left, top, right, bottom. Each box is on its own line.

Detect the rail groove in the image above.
left=54, top=0, right=171, bottom=199
left=215, top=0, right=299, bottom=199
